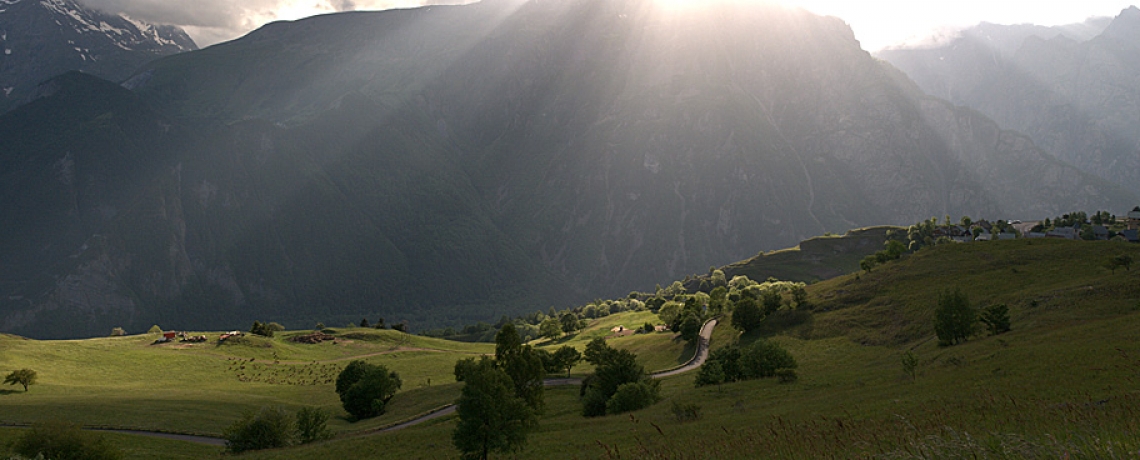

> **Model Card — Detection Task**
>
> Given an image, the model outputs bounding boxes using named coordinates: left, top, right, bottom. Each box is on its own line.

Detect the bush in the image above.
left=109, top=327, right=126, bottom=337
left=604, top=381, right=660, bottom=415
left=335, top=360, right=402, bottom=420
left=671, top=401, right=702, bottom=422
left=12, top=420, right=121, bottom=460
left=223, top=406, right=295, bottom=453
left=739, top=340, right=797, bottom=379
left=146, top=325, right=161, bottom=334
left=295, top=407, right=332, bottom=444
left=775, top=368, right=798, bottom=384
left=979, top=304, right=1011, bottom=335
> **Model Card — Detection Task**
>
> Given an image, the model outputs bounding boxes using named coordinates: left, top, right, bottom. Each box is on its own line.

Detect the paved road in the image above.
left=71, top=318, right=720, bottom=446
left=651, top=319, right=717, bottom=378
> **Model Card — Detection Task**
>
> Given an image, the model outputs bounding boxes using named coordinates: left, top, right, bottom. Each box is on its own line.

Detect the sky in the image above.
left=76, top=0, right=1139, bottom=50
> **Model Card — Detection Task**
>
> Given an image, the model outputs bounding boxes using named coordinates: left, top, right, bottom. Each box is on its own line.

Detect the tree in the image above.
left=295, top=407, right=332, bottom=444
left=453, top=358, right=536, bottom=460
left=13, top=420, right=122, bottom=460
left=979, top=304, right=1011, bottom=335
left=934, top=288, right=975, bottom=346
left=335, top=361, right=402, bottom=420
left=4, top=368, right=37, bottom=392
left=604, top=381, right=660, bottom=415
left=559, top=313, right=580, bottom=334
left=860, top=255, right=876, bottom=273
left=738, top=340, right=797, bottom=379
left=223, top=406, right=295, bottom=453
left=790, top=286, right=808, bottom=309
left=731, top=297, right=764, bottom=334
left=495, top=324, right=545, bottom=410
left=552, top=346, right=582, bottom=378
left=760, top=289, right=783, bottom=315
left=539, top=318, right=562, bottom=340
left=580, top=341, right=657, bottom=416
left=360, top=318, right=370, bottom=328
left=694, top=360, right=725, bottom=388
left=391, top=322, right=408, bottom=333
left=678, top=311, right=703, bottom=343
left=374, top=317, right=386, bottom=329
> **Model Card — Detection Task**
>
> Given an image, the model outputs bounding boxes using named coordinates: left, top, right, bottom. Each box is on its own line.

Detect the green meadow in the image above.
left=3, top=238, right=1140, bottom=458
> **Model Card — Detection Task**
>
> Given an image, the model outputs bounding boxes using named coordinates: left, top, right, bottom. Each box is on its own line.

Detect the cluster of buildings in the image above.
left=1025, top=207, right=1140, bottom=242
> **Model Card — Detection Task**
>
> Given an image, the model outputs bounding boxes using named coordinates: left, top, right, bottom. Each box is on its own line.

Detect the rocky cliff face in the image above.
left=0, top=0, right=196, bottom=112
left=1, top=0, right=1133, bottom=338
left=878, top=7, right=1140, bottom=197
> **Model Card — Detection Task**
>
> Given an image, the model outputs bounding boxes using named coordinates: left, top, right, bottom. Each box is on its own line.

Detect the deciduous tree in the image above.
left=453, top=358, right=536, bottom=460
left=4, top=368, right=36, bottom=392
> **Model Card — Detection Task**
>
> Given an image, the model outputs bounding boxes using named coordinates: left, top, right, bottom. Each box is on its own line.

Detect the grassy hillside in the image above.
left=3, top=239, right=1140, bottom=458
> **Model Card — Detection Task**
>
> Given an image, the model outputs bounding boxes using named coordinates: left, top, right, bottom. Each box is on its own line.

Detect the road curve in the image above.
left=651, top=318, right=717, bottom=378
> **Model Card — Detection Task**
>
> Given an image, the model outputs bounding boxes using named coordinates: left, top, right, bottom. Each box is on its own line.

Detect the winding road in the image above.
left=78, top=319, right=720, bottom=446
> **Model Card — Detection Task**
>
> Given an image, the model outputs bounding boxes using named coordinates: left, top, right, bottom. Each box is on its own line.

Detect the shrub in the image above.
left=109, top=327, right=126, bottom=337
left=671, top=401, right=702, bottom=422
left=12, top=420, right=121, bottom=460
left=295, top=407, right=332, bottom=444
left=901, top=351, right=919, bottom=380
left=775, top=368, right=798, bottom=384
left=146, top=325, right=161, bottom=334
left=739, top=340, right=797, bottom=379
left=979, top=304, right=1011, bottom=335
left=604, top=381, right=660, bottom=415
left=222, top=406, right=294, bottom=453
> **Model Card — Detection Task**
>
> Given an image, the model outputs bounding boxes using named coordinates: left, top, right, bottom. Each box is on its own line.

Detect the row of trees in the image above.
left=695, top=340, right=798, bottom=388
left=222, top=406, right=333, bottom=453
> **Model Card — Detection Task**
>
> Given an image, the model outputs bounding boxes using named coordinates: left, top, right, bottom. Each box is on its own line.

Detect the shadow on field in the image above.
left=0, top=389, right=23, bottom=395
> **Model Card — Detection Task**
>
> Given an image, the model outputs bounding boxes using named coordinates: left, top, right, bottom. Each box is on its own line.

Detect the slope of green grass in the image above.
left=0, top=312, right=687, bottom=441
left=4, top=239, right=1139, bottom=458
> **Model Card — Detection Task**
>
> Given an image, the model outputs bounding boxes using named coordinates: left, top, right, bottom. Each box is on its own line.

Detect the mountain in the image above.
left=878, top=7, right=1140, bottom=196
left=1, top=0, right=1134, bottom=339
left=0, top=0, right=197, bottom=113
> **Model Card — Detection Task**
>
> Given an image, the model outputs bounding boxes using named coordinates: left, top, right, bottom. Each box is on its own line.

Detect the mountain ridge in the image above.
left=0, top=0, right=1134, bottom=338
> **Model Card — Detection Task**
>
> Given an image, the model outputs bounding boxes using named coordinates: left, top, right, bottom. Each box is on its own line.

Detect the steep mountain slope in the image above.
left=0, top=0, right=196, bottom=113
left=878, top=7, right=1140, bottom=196
left=0, top=0, right=1134, bottom=338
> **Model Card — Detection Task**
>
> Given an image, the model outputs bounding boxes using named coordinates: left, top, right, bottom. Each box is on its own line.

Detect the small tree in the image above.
left=979, top=304, right=1011, bottom=335
left=335, top=361, right=402, bottom=420
left=539, top=318, right=562, bottom=340
left=453, top=358, right=536, bottom=460
left=4, top=368, right=37, bottom=392
left=552, top=346, right=582, bottom=378
left=559, top=313, right=579, bottom=334
left=360, top=318, right=370, bottom=328
left=295, top=407, right=332, bottom=444
left=694, top=360, right=725, bottom=388
left=934, top=289, right=975, bottom=346
left=391, top=322, right=408, bottom=333
left=604, top=381, right=660, bottom=414
left=901, top=351, right=918, bottom=380
left=223, top=406, right=295, bottom=453
left=147, top=325, right=162, bottom=334
left=731, top=297, right=764, bottom=334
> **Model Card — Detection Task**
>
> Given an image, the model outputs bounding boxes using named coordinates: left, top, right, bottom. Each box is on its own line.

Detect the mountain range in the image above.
left=0, top=0, right=1135, bottom=338
left=879, top=6, right=1140, bottom=197
left=0, top=0, right=197, bottom=113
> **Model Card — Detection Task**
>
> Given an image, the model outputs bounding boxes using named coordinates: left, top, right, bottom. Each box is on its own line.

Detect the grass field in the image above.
left=3, top=239, right=1140, bottom=458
